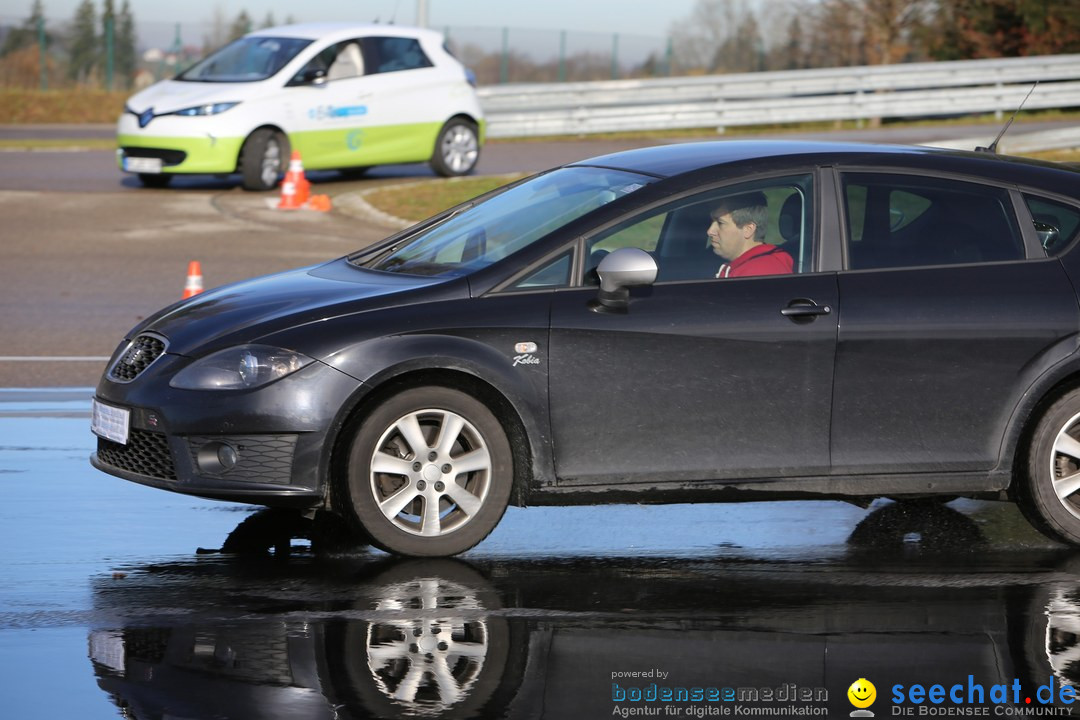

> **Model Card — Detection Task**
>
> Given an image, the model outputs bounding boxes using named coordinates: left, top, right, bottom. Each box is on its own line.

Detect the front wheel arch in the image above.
left=327, top=370, right=534, bottom=551
left=330, top=369, right=535, bottom=508
left=340, top=385, right=512, bottom=556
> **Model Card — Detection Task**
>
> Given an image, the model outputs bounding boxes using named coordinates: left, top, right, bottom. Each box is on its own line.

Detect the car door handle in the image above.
left=781, top=301, right=832, bottom=318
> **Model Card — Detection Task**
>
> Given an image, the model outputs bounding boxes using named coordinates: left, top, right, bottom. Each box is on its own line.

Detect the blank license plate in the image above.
left=92, top=399, right=130, bottom=445
left=123, top=156, right=162, bottom=173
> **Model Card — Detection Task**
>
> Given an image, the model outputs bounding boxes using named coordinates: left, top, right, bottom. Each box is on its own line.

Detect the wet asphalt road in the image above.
left=5, top=390, right=1080, bottom=720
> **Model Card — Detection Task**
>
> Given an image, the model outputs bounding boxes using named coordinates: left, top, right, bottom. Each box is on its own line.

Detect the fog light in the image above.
left=196, top=441, right=239, bottom=474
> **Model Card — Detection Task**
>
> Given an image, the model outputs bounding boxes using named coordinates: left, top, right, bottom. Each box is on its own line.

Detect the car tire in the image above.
left=240, top=128, right=288, bottom=191
left=430, top=119, right=480, bottom=177
left=1018, top=388, right=1080, bottom=545
left=344, top=386, right=513, bottom=557
left=137, top=173, right=172, bottom=188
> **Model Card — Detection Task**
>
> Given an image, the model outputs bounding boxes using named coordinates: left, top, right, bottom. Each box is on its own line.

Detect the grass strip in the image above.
left=362, top=174, right=528, bottom=221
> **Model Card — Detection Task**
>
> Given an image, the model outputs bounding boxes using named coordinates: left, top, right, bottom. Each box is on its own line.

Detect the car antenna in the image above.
left=976, top=81, right=1039, bottom=154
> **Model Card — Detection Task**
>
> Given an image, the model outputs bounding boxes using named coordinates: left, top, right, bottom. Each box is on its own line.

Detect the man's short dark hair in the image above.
left=711, top=191, right=768, bottom=240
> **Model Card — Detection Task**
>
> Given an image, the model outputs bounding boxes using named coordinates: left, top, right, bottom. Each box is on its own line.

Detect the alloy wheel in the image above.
left=368, top=409, right=492, bottom=538
left=440, top=126, right=478, bottom=174
left=260, top=137, right=282, bottom=189
left=1050, top=409, right=1080, bottom=521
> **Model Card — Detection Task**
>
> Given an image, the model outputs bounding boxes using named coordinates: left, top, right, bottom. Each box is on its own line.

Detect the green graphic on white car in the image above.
left=117, top=23, right=485, bottom=190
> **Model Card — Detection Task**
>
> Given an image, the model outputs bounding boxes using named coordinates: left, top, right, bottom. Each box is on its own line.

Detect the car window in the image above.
left=507, top=252, right=574, bottom=290
left=843, top=173, right=1025, bottom=270
left=1024, top=194, right=1080, bottom=256
left=583, top=174, right=813, bottom=284
left=357, top=167, right=654, bottom=277
left=179, top=36, right=312, bottom=83
left=290, top=39, right=366, bottom=83
left=360, top=36, right=434, bottom=74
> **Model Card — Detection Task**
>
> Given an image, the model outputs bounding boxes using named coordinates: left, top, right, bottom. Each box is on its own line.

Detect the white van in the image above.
left=117, top=23, right=485, bottom=190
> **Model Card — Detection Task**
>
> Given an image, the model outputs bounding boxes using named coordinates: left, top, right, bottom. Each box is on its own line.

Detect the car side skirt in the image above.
left=525, top=471, right=1010, bottom=506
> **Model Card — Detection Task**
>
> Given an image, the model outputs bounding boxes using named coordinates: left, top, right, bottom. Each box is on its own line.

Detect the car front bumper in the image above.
left=116, top=114, right=244, bottom=174
left=91, top=352, right=364, bottom=507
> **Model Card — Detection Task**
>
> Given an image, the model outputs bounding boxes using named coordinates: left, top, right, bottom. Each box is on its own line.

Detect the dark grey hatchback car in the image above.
left=91, top=140, right=1080, bottom=556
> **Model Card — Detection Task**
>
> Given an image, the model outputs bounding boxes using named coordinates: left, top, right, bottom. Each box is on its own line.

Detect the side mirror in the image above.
left=298, top=68, right=327, bottom=86
left=592, top=247, right=657, bottom=313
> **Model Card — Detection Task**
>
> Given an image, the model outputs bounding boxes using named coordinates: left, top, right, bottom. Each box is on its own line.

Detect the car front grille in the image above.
left=109, top=334, right=166, bottom=382
left=120, top=146, right=187, bottom=166
left=97, top=430, right=177, bottom=481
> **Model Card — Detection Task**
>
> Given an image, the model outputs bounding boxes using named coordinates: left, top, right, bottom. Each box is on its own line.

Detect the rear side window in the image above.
left=1024, top=194, right=1080, bottom=256
left=360, top=37, right=434, bottom=74
left=843, top=173, right=1024, bottom=270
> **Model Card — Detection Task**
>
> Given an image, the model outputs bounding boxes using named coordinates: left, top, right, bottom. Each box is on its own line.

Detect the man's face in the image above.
left=708, top=212, right=752, bottom=261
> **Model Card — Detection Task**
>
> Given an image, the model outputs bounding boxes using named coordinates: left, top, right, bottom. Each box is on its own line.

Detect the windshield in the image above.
left=359, top=166, right=656, bottom=276
left=178, top=36, right=312, bottom=82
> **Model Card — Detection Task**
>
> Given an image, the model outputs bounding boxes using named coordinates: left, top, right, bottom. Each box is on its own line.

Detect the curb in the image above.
left=333, top=183, right=418, bottom=230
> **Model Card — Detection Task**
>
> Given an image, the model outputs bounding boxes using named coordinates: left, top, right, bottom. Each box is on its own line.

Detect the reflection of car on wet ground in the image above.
left=117, top=23, right=484, bottom=190
left=86, top=505, right=1080, bottom=719
left=91, top=140, right=1080, bottom=556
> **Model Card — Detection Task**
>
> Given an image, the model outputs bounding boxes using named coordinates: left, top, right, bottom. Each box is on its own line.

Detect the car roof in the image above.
left=570, top=139, right=1080, bottom=186
left=247, top=22, right=442, bottom=43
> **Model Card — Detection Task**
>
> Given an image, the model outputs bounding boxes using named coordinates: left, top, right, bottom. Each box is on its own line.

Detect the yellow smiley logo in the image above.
left=848, top=678, right=877, bottom=709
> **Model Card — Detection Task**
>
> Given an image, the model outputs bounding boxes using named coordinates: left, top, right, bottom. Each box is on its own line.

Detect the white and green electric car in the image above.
left=117, top=23, right=485, bottom=190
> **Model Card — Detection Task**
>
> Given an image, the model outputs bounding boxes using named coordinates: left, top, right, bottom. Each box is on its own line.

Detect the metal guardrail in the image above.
left=478, top=54, right=1080, bottom=139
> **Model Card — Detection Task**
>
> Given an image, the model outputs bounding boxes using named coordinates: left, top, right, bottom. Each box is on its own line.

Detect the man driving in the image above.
left=707, top=191, right=794, bottom=278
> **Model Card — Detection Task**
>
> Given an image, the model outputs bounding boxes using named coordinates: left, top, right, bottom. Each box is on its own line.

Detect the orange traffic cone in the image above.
left=277, top=150, right=311, bottom=209
left=182, top=260, right=203, bottom=299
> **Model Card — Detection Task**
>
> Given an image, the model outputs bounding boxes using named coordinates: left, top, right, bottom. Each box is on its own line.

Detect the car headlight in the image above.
left=169, top=345, right=314, bottom=390
left=173, top=102, right=239, bottom=117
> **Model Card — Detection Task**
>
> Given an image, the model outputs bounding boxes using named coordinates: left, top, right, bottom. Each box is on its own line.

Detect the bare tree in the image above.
left=860, top=0, right=928, bottom=64
left=805, top=0, right=863, bottom=67
left=202, top=5, right=228, bottom=53
left=669, top=0, right=757, bottom=73
left=229, top=10, right=252, bottom=41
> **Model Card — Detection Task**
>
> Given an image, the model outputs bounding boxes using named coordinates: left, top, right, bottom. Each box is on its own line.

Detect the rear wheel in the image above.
left=1018, top=388, right=1080, bottom=545
left=137, top=173, right=172, bottom=188
left=343, top=386, right=513, bottom=556
left=240, top=128, right=288, bottom=191
left=430, top=119, right=480, bottom=177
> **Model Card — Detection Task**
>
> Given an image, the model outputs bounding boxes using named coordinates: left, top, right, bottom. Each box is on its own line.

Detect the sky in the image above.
left=2, top=0, right=703, bottom=39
